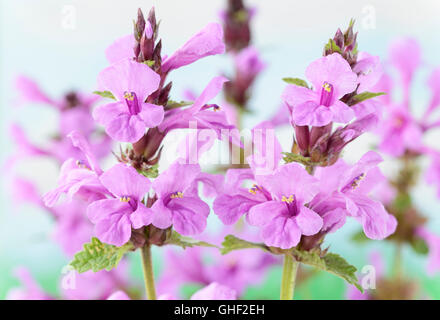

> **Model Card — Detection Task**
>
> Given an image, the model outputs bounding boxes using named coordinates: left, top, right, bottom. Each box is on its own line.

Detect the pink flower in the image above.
left=158, top=283, right=237, bottom=300
left=157, top=228, right=275, bottom=297
left=214, top=168, right=269, bottom=225
left=15, top=76, right=54, bottom=106
left=377, top=104, right=423, bottom=156
left=389, top=37, right=421, bottom=107
left=62, top=262, right=130, bottom=300
left=162, top=23, right=225, bottom=73
left=353, top=52, right=383, bottom=94
left=159, top=76, right=232, bottom=134
left=150, top=162, right=210, bottom=236
left=107, top=291, right=131, bottom=300
left=94, top=59, right=164, bottom=142
left=87, top=164, right=152, bottom=246
left=214, top=122, right=282, bottom=224
left=426, top=152, right=440, bottom=199
left=247, top=163, right=322, bottom=249
left=425, top=67, right=440, bottom=119
left=105, top=34, right=136, bottom=64
left=6, top=268, right=53, bottom=300
left=43, top=131, right=108, bottom=207
left=351, top=52, right=384, bottom=120
left=190, top=282, right=237, bottom=300
left=52, top=198, right=94, bottom=256
left=416, top=227, right=440, bottom=275
left=313, top=151, right=397, bottom=239
left=282, top=53, right=357, bottom=126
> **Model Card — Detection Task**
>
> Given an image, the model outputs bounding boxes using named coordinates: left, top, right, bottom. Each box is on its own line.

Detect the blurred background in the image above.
left=1, top=0, right=440, bottom=299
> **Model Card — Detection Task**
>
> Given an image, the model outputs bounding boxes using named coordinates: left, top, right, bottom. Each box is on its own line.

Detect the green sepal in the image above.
left=165, top=100, right=193, bottom=110
left=324, top=39, right=342, bottom=54
left=282, top=152, right=322, bottom=166
left=137, top=164, right=159, bottom=179
left=143, top=60, right=155, bottom=67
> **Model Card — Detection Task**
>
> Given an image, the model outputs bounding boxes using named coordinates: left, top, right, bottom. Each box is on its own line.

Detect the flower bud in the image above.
left=135, top=8, right=146, bottom=42
left=223, top=0, right=252, bottom=52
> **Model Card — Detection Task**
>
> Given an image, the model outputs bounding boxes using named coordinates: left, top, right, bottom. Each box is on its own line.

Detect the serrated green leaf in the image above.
left=221, top=234, right=270, bottom=255
left=291, top=248, right=362, bottom=291
left=323, top=253, right=362, bottom=291
left=282, top=77, right=309, bottom=88
left=93, top=90, right=116, bottom=100
left=352, top=91, right=386, bottom=104
left=70, top=237, right=133, bottom=273
left=165, top=231, right=218, bottom=249
left=165, top=100, right=193, bottom=110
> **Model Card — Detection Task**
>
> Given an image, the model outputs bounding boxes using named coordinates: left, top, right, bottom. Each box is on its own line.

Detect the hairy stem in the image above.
left=140, top=243, right=157, bottom=300
left=280, top=254, right=299, bottom=300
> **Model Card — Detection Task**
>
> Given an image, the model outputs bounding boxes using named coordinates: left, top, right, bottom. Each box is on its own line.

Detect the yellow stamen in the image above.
left=322, top=82, right=332, bottom=92
left=119, top=196, right=131, bottom=202
left=76, top=160, right=90, bottom=170
left=170, top=191, right=184, bottom=199
left=281, top=195, right=294, bottom=204
left=123, top=92, right=134, bottom=101
left=351, top=173, right=366, bottom=189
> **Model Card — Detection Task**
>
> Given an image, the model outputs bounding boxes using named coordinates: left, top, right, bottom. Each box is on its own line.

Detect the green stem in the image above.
left=140, top=243, right=157, bottom=300
left=394, top=242, right=403, bottom=280
left=280, top=254, right=299, bottom=300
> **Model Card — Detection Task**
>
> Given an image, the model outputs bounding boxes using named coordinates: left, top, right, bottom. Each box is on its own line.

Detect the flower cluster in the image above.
left=5, top=2, right=440, bottom=301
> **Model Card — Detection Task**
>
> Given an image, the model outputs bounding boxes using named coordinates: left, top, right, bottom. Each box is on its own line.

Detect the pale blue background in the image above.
left=1, top=0, right=440, bottom=299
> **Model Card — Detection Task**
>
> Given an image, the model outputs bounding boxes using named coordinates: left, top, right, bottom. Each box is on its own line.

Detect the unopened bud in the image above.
left=135, top=8, right=146, bottom=42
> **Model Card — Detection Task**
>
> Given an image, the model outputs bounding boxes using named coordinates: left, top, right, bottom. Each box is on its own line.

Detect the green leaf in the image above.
left=221, top=234, right=270, bottom=255
left=70, top=237, right=133, bottom=273
left=410, top=236, right=429, bottom=255
left=165, top=231, right=218, bottom=249
left=323, top=253, right=362, bottom=291
left=324, top=39, right=342, bottom=54
left=291, top=248, right=362, bottom=291
left=93, top=90, right=116, bottom=100
left=165, top=100, right=193, bottom=110
left=352, top=91, right=386, bottom=104
left=282, top=77, right=309, bottom=88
